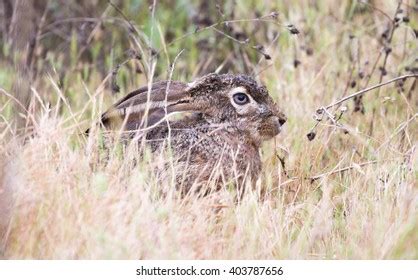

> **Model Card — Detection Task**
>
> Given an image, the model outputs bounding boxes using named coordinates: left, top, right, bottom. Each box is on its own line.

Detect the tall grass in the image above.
left=0, top=0, right=417, bottom=259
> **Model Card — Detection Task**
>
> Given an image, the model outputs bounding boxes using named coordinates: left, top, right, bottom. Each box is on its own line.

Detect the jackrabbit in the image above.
left=95, top=73, right=286, bottom=194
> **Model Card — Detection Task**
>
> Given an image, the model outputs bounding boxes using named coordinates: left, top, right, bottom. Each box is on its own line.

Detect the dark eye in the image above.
left=232, top=92, right=250, bottom=105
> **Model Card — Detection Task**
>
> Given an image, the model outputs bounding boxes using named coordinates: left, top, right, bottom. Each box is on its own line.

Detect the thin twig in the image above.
left=157, top=14, right=281, bottom=54
left=108, top=0, right=151, bottom=76
left=319, top=74, right=417, bottom=111
left=376, top=113, right=418, bottom=152
left=310, top=160, right=378, bottom=181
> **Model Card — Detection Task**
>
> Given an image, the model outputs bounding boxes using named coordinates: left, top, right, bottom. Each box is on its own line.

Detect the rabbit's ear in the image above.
left=101, top=81, right=200, bottom=130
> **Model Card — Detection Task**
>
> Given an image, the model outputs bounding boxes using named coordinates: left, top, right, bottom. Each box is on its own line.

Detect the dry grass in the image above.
left=0, top=0, right=417, bottom=259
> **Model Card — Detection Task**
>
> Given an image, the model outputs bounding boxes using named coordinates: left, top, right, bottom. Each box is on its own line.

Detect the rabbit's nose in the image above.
left=278, top=113, right=287, bottom=126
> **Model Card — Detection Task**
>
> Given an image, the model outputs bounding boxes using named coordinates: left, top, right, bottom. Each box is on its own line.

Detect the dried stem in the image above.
left=310, top=160, right=378, bottom=181
left=318, top=74, right=417, bottom=111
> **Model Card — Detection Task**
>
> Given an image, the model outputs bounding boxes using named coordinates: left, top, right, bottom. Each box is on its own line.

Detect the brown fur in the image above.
left=97, top=73, right=287, bottom=194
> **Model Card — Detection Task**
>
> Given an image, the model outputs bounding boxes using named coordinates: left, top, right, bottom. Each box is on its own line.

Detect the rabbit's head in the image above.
left=186, top=74, right=286, bottom=145
left=100, top=73, right=286, bottom=145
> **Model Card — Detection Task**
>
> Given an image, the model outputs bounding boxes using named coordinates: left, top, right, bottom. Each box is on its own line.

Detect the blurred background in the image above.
left=0, top=0, right=417, bottom=259
left=1, top=0, right=416, bottom=129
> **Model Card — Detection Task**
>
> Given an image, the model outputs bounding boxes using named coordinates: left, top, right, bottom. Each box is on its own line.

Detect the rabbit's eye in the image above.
left=232, top=92, right=250, bottom=105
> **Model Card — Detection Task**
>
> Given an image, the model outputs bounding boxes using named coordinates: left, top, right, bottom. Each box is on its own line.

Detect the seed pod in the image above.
left=307, top=132, right=316, bottom=141
left=264, top=54, right=272, bottom=60
left=379, top=67, right=387, bottom=76
left=287, top=24, right=300, bottom=35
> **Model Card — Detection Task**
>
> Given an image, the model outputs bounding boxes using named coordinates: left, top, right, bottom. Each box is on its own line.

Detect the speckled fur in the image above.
left=100, top=73, right=286, bottom=194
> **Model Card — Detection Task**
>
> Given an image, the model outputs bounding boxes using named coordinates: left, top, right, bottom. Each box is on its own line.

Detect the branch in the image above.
left=319, top=74, right=417, bottom=112
left=310, top=160, right=378, bottom=181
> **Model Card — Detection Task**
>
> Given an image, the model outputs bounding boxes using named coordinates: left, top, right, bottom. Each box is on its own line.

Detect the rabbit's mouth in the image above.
left=259, top=115, right=286, bottom=140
